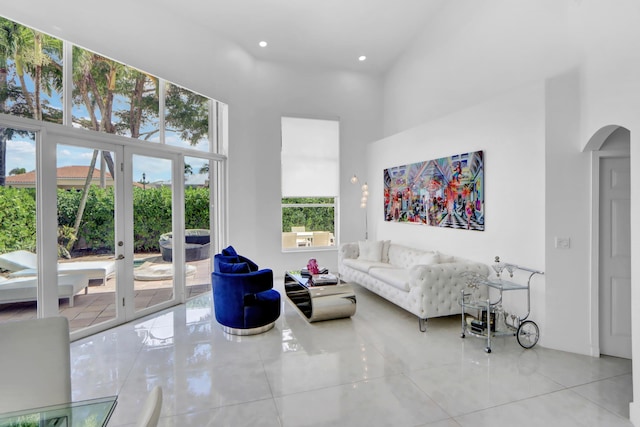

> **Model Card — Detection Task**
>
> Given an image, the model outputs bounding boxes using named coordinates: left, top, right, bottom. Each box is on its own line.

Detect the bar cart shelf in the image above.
left=459, top=258, right=544, bottom=353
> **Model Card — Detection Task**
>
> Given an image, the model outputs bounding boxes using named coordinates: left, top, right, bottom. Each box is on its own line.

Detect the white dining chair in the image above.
left=0, top=317, right=71, bottom=413
left=136, top=386, right=163, bottom=427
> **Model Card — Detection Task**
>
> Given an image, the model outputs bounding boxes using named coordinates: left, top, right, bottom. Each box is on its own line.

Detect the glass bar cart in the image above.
left=459, top=258, right=544, bottom=353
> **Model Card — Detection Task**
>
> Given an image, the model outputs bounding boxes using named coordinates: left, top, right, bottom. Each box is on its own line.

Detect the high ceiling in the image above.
left=154, top=0, right=446, bottom=74
left=4, top=0, right=445, bottom=75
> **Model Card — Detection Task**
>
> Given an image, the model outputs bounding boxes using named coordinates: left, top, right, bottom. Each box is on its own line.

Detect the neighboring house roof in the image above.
left=6, top=166, right=114, bottom=189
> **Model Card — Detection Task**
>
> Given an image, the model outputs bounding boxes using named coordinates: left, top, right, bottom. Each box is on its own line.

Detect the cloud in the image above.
left=6, top=138, right=36, bottom=172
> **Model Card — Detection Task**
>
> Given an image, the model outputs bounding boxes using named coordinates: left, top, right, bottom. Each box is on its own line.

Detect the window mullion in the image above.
left=159, top=79, right=166, bottom=144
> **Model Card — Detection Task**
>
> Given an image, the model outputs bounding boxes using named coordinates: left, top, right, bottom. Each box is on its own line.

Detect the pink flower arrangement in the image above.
left=307, top=258, right=319, bottom=275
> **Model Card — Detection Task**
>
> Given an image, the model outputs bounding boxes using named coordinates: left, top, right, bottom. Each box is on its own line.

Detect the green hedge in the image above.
left=2, top=186, right=210, bottom=254
left=281, top=197, right=335, bottom=233
left=0, top=187, right=37, bottom=252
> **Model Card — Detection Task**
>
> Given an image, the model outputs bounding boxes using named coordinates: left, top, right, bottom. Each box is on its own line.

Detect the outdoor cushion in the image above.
left=0, top=273, right=88, bottom=307
left=0, top=250, right=37, bottom=272
left=0, top=250, right=115, bottom=284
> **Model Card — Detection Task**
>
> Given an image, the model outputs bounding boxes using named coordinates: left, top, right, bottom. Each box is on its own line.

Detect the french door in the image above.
left=0, top=115, right=220, bottom=338
left=54, top=139, right=182, bottom=337
left=56, top=141, right=124, bottom=334
left=123, top=147, right=182, bottom=320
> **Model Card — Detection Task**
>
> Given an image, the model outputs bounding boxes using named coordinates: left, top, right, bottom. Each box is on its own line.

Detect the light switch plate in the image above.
left=555, top=237, right=571, bottom=249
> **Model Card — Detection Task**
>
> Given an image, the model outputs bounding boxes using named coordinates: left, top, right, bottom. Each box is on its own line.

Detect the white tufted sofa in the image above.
left=338, top=241, right=489, bottom=331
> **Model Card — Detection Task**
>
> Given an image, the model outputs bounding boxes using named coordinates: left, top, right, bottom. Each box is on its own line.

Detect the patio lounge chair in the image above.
left=0, top=273, right=89, bottom=307
left=0, top=250, right=115, bottom=284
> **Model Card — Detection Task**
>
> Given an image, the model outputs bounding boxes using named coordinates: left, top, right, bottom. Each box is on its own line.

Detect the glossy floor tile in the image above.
left=70, top=278, right=633, bottom=426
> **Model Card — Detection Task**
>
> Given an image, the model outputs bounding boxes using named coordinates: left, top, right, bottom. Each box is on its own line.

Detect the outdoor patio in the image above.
left=0, top=256, right=211, bottom=332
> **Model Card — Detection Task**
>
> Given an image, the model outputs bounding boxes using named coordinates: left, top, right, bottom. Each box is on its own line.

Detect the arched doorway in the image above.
left=587, top=125, right=631, bottom=358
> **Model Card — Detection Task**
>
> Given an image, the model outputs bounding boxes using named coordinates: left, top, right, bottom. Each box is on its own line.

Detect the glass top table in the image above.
left=284, top=271, right=356, bottom=322
left=0, top=396, right=117, bottom=427
left=477, top=277, right=529, bottom=291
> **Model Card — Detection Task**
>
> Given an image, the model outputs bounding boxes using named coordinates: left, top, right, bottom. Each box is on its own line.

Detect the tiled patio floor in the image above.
left=0, top=257, right=211, bottom=333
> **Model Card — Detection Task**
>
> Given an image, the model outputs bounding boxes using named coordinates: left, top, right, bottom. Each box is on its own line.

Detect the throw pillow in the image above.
left=358, top=240, right=383, bottom=262
left=217, top=255, right=240, bottom=264
left=218, top=261, right=250, bottom=274
left=436, top=252, right=455, bottom=263
left=221, top=245, right=239, bottom=257
left=381, top=240, right=391, bottom=263
left=239, top=255, right=259, bottom=272
left=415, top=252, right=440, bottom=266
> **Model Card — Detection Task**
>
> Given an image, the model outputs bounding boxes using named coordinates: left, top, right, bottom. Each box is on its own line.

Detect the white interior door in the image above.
left=599, top=156, right=631, bottom=358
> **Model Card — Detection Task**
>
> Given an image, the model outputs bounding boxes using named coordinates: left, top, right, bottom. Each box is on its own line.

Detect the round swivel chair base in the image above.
left=221, top=321, right=275, bottom=336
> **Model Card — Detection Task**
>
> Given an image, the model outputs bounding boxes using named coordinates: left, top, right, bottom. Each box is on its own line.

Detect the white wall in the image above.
left=228, top=60, right=382, bottom=273
left=543, top=69, right=592, bottom=353
left=368, top=83, right=547, bottom=337
left=383, top=0, right=576, bottom=136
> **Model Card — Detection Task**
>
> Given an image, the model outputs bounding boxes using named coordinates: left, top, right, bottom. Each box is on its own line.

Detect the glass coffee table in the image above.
left=284, top=271, right=356, bottom=322
left=0, top=396, right=117, bottom=427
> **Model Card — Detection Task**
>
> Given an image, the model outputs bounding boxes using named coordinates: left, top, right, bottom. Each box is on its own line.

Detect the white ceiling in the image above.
left=4, top=0, right=445, bottom=75
left=154, top=0, right=446, bottom=74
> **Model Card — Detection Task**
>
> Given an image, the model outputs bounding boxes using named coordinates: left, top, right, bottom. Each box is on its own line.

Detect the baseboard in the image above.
left=629, top=401, right=640, bottom=426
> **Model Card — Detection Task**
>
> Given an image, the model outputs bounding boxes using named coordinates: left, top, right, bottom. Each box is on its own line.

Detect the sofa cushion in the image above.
left=358, top=240, right=383, bottom=262
left=437, top=252, right=455, bottom=263
left=369, top=267, right=410, bottom=292
left=414, top=252, right=440, bottom=266
left=218, top=261, right=250, bottom=274
left=343, top=258, right=392, bottom=274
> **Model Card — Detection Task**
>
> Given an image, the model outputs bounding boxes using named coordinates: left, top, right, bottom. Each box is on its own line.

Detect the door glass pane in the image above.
left=0, top=129, right=37, bottom=325
left=184, top=156, right=211, bottom=299
left=56, top=145, right=118, bottom=332
left=133, top=155, right=174, bottom=311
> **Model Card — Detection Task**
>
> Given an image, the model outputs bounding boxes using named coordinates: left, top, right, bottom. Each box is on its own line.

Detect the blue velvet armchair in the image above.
left=212, top=250, right=281, bottom=335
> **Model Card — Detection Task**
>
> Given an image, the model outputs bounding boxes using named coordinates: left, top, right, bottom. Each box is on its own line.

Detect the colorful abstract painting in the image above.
left=383, top=151, right=484, bottom=231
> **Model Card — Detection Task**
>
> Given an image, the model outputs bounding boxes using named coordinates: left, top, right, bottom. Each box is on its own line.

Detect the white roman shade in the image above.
left=281, top=117, right=339, bottom=197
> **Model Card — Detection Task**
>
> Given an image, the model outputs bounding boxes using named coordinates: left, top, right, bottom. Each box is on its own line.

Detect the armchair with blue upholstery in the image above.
left=212, top=246, right=281, bottom=335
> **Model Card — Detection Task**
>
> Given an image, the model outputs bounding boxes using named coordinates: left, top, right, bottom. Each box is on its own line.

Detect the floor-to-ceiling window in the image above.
left=0, top=16, right=227, bottom=337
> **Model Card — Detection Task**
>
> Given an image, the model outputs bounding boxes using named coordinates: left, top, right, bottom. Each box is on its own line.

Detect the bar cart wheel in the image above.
left=516, top=320, right=539, bottom=349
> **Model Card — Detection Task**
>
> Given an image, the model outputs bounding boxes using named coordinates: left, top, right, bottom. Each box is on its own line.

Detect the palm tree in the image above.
left=0, top=18, right=62, bottom=186
left=0, top=18, right=20, bottom=187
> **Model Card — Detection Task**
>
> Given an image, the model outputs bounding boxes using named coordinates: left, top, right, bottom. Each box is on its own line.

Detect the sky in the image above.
left=6, top=134, right=210, bottom=186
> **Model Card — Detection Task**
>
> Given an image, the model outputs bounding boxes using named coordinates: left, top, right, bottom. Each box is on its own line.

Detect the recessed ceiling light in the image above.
left=358, top=55, right=367, bottom=62
left=259, top=41, right=268, bottom=47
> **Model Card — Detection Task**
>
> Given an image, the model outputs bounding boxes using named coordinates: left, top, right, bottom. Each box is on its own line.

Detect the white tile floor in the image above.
left=71, top=278, right=633, bottom=427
